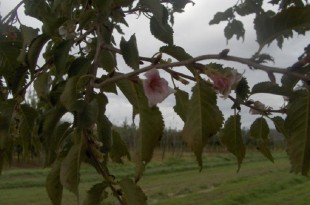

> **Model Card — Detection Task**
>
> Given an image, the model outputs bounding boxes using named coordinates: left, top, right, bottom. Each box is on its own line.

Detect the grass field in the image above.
left=0, top=151, right=309, bottom=205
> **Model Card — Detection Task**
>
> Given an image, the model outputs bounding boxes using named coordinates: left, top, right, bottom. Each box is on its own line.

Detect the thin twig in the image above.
left=1, top=0, right=24, bottom=24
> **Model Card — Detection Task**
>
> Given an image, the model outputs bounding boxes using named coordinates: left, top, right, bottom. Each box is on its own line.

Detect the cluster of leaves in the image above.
left=0, top=0, right=310, bottom=204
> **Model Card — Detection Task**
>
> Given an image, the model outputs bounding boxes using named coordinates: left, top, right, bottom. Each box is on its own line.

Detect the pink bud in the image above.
left=143, top=69, right=175, bottom=107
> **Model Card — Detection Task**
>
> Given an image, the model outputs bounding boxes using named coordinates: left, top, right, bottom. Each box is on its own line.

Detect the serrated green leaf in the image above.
left=173, top=88, right=189, bottom=122
left=220, top=114, right=245, bottom=171
left=182, top=79, right=224, bottom=170
left=254, top=6, right=310, bottom=47
left=233, top=77, right=249, bottom=109
left=250, top=117, right=274, bottom=162
left=120, top=35, right=139, bottom=70
left=119, top=178, right=147, bottom=205
left=60, top=144, right=81, bottom=196
left=60, top=77, right=79, bottom=111
left=160, top=45, right=195, bottom=74
left=100, top=50, right=116, bottom=73
left=150, top=13, right=173, bottom=45
left=34, top=72, right=50, bottom=98
left=251, top=81, right=292, bottom=96
left=116, top=79, right=164, bottom=180
left=78, top=10, right=96, bottom=30
left=285, top=91, right=310, bottom=175
left=224, top=19, right=245, bottom=41
left=235, top=0, right=263, bottom=16
left=272, top=116, right=288, bottom=139
left=110, top=130, right=131, bottom=163
left=209, top=8, right=234, bottom=25
left=83, top=182, right=108, bottom=205
left=46, top=159, right=63, bottom=205
left=54, top=40, right=74, bottom=75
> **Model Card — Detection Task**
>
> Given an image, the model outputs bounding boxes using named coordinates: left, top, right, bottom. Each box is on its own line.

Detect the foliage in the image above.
left=0, top=0, right=309, bottom=204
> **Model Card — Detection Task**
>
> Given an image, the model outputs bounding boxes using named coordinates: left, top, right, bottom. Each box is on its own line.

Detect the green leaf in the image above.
left=224, top=19, right=245, bottom=41
left=93, top=0, right=113, bottom=13
left=235, top=0, right=263, bottom=16
left=220, top=114, right=245, bottom=171
left=160, top=45, right=195, bottom=74
left=100, top=50, right=117, bottom=73
left=34, top=72, right=50, bottom=98
left=254, top=6, right=310, bottom=48
left=78, top=10, right=96, bottom=31
left=209, top=8, right=234, bottom=25
left=83, top=182, right=108, bottom=205
left=17, top=25, right=39, bottom=66
left=110, top=130, right=131, bottom=163
left=251, top=81, right=292, bottom=96
left=68, top=57, right=91, bottom=77
left=30, top=37, right=50, bottom=77
left=173, top=88, right=189, bottom=122
left=233, top=77, right=250, bottom=109
left=281, top=64, right=310, bottom=90
left=60, top=77, right=79, bottom=111
left=250, top=117, right=274, bottom=162
left=73, top=99, right=99, bottom=129
left=120, top=35, right=139, bottom=70
left=116, top=79, right=164, bottom=179
left=54, top=40, right=74, bottom=75
left=182, top=79, right=224, bottom=170
left=60, top=144, right=82, bottom=196
left=285, top=91, right=310, bottom=175
left=272, top=116, right=289, bottom=139
left=119, top=178, right=147, bottom=205
left=46, top=159, right=63, bottom=205
left=150, top=15, right=174, bottom=45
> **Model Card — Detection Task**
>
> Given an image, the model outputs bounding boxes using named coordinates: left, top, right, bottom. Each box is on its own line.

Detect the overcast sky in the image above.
left=1, top=0, right=309, bottom=129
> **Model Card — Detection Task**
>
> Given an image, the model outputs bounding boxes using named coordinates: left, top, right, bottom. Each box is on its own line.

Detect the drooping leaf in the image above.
left=100, top=50, right=117, bottom=73
left=251, top=81, right=292, bottom=96
left=285, top=90, right=310, bottom=175
left=173, top=88, right=189, bottom=122
left=119, top=178, right=147, bottom=205
left=83, top=182, right=108, bottom=205
left=60, top=76, right=79, bottom=111
left=73, top=99, right=99, bottom=129
left=250, top=117, right=274, bottom=162
left=116, top=79, right=164, bottom=180
left=220, top=114, right=245, bottom=171
left=171, top=0, right=194, bottom=13
left=120, top=35, right=139, bottom=70
left=78, top=9, right=96, bottom=31
left=182, top=79, right=224, bottom=170
left=233, top=77, right=250, bottom=109
left=110, top=130, right=131, bottom=163
left=46, top=159, right=63, bottom=205
left=224, top=19, right=245, bottom=41
left=17, top=25, right=39, bottom=66
left=54, top=40, right=74, bottom=75
left=272, top=116, right=289, bottom=139
left=254, top=6, right=310, bottom=48
left=60, top=144, right=82, bottom=197
left=150, top=12, right=174, bottom=45
left=34, top=72, right=50, bottom=99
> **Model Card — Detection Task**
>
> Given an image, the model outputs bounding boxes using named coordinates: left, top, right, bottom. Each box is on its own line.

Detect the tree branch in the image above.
left=93, top=53, right=310, bottom=88
left=1, top=0, right=24, bottom=24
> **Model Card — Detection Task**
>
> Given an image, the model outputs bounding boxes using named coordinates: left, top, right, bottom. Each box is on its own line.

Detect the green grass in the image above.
left=0, top=151, right=309, bottom=205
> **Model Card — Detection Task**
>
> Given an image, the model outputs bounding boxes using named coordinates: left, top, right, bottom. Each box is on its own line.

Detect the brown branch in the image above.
left=93, top=53, right=310, bottom=88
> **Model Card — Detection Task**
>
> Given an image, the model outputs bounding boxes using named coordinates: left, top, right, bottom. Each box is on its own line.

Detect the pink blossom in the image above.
left=143, top=69, right=175, bottom=107
left=208, top=70, right=242, bottom=98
